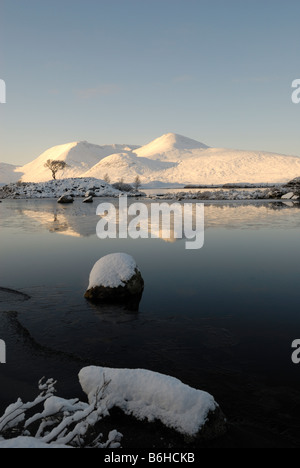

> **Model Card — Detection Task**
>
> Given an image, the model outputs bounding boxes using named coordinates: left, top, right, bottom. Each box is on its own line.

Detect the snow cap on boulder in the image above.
left=79, top=366, right=226, bottom=439
left=84, top=253, right=144, bottom=308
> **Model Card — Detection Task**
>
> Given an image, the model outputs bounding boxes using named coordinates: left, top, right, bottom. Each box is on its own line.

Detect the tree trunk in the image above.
left=52, top=171, right=56, bottom=180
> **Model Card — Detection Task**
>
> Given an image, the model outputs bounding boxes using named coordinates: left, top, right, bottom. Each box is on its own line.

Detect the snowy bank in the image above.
left=149, top=186, right=300, bottom=201
left=0, top=370, right=226, bottom=447
left=79, top=366, right=226, bottom=437
left=0, top=178, right=137, bottom=199
left=1, top=177, right=299, bottom=201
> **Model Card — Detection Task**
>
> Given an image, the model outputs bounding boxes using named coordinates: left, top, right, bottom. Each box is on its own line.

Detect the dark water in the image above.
left=0, top=198, right=300, bottom=447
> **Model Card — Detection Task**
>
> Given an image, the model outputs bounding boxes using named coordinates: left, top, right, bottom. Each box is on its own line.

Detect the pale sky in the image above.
left=1, top=0, right=300, bottom=165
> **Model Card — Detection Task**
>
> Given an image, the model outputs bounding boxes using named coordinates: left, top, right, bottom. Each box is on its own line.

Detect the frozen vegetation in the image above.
left=0, top=377, right=122, bottom=449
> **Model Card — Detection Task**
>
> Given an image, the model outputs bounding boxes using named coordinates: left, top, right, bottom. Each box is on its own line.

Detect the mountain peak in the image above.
left=134, top=133, right=209, bottom=160
left=157, top=133, right=208, bottom=149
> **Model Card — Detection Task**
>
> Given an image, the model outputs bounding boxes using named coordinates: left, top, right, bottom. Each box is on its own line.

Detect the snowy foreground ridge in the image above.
left=0, top=367, right=220, bottom=448
left=79, top=366, right=218, bottom=436
left=2, top=133, right=300, bottom=185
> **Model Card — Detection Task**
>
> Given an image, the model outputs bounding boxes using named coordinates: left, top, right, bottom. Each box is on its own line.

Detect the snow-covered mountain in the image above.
left=1, top=133, right=300, bottom=186
left=16, top=141, right=140, bottom=183
left=82, top=152, right=176, bottom=180
left=133, top=133, right=209, bottom=161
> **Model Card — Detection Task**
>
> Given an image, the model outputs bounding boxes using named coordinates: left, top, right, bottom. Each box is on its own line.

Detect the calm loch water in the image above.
left=0, top=198, right=300, bottom=447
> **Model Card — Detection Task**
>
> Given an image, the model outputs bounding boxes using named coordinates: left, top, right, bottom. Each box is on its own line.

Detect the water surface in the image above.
left=0, top=199, right=300, bottom=447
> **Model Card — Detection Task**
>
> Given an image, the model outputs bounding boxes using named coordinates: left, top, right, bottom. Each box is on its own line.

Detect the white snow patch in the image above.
left=87, top=254, right=138, bottom=289
left=79, top=366, right=218, bottom=436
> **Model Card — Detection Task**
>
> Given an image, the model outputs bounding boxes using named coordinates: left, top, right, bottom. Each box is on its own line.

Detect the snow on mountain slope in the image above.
left=1, top=133, right=300, bottom=186
left=0, top=163, right=22, bottom=185
left=82, top=152, right=176, bottom=183
left=160, top=148, right=300, bottom=185
left=85, top=142, right=300, bottom=185
left=17, top=141, right=140, bottom=183
left=134, top=133, right=209, bottom=161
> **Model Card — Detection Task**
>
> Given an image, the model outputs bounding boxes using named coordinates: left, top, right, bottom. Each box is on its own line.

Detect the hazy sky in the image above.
left=1, top=0, right=300, bottom=165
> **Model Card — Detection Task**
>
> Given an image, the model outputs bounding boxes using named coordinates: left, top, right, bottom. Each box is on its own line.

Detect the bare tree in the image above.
left=44, top=160, right=68, bottom=180
left=133, top=175, right=142, bottom=192
left=103, top=173, right=110, bottom=184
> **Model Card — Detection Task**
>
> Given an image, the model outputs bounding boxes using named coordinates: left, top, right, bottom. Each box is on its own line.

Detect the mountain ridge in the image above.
left=1, top=133, right=300, bottom=185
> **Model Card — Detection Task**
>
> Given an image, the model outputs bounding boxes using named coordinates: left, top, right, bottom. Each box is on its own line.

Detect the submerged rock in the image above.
left=57, top=194, right=74, bottom=204
left=84, top=253, right=144, bottom=308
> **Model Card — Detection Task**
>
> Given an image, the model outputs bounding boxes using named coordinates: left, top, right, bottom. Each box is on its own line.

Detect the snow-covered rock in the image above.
left=85, top=190, right=95, bottom=197
left=79, top=366, right=226, bottom=438
left=281, top=192, right=294, bottom=200
left=57, top=194, right=74, bottom=204
left=83, top=195, right=93, bottom=203
left=84, top=254, right=144, bottom=307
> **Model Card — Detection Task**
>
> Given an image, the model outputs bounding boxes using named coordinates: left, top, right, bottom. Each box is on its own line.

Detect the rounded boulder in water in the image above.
left=84, top=253, right=144, bottom=309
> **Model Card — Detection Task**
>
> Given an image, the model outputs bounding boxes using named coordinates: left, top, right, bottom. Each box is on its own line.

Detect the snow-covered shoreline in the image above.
left=148, top=187, right=299, bottom=202
left=0, top=178, right=128, bottom=200
left=0, top=177, right=299, bottom=202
